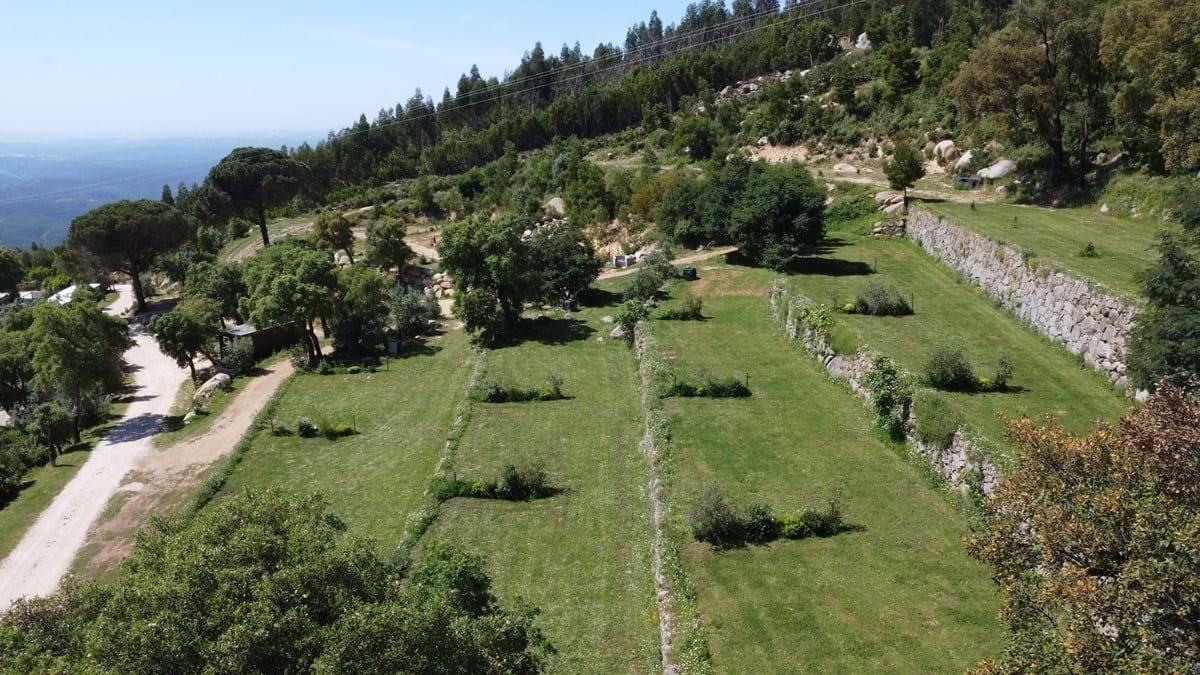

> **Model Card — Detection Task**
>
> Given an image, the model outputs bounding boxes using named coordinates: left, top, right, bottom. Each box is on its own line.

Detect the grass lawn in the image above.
left=655, top=267, right=1003, bottom=673
left=922, top=200, right=1170, bottom=300
left=421, top=294, right=660, bottom=674
left=215, top=330, right=475, bottom=552
left=786, top=226, right=1131, bottom=449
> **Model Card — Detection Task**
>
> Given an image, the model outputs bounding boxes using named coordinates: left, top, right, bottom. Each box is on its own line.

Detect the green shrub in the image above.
left=925, top=345, right=976, bottom=391
left=689, top=486, right=745, bottom=548
left=296, top=417, right=319, bottom=438
left=346, top=365, right=363, bottom=375
left=0, top=445, right=26, bottom=498
left=222, top=339, right=256, bottom=375
left=317, top=360, right=335, bottom=376
left=472, top=375, right=566, bottom=403
left=825, top=193, right=877, bottom=224
left=854, top=281, right=913, bottom=316
left=614, top=299, right=649, bottom=343
left=742, top=502, right=779, bottom=544
left=667, top=374, right=751, bottom=398
left=993, top=354, right=1015, bottom=390
left=658, top=296, right=704, bottom=321
left=622, top=266, right=664, bottom=302
left=864, top=356, right=914, bottom=440
left=911, top=391, right=962, bottom=449
left=433, top=461, right=552, bottom=502
left=1078, top=242, right=1100, bottom=258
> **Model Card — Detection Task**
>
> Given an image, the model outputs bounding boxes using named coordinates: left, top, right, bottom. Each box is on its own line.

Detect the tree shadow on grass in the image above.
left=709, top=522, right=867, bottom=552
left=578, top=286, right=622, bottom=308
left=785, top=257, right=875, bottom=277
left=495, top=316, right=595, bottom=348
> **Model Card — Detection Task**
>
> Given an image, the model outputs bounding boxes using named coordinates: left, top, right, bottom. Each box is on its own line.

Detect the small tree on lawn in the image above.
left=239, top=241, right=336, bottom=366
left=312, top=211, right=356, bottom=264
left=885, top=140, right=926, bottom=215
left=439, top=214, right=536, bottom=338
left=387, top=287, right=440, bottom=343
left=149, top=298, right=220, bottom=382
left=969, top=384, right=1200, bottom=673
left=366, top=217, right=414, bottom=279
left=527, top=225, right=601, bottom=303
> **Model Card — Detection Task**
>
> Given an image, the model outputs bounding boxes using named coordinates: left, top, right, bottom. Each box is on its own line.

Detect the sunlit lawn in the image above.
left=655, top=267, right=1003, bottom=672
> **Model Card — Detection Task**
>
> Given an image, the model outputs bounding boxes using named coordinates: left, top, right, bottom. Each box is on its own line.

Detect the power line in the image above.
left=0, top=0, right=864, bottom=207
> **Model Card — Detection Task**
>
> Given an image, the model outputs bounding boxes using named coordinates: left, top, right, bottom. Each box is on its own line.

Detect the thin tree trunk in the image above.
left=188, top=357, right=197, bottom=383
left=130, top=266, right=147, bottom=314
left=71, top=386, right=82, bottom=445
left=345, top=249, right=355, bottom=265
left=257, top=203, right=270, bottom=247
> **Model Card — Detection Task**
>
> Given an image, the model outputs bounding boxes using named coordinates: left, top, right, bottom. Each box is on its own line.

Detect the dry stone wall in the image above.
left=769, top=281, right=999, bottom=494
left=906, top=209, right=1137, bottom=389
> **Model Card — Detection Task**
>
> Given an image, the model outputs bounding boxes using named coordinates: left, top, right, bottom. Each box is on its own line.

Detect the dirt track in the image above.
left=598, top=246, right=739, bottom=280
left=0, top=286, right=190, bottom=611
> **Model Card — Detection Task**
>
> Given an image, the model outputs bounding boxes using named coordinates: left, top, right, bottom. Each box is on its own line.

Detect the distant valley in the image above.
left=0, top=136, right=316, bottom=247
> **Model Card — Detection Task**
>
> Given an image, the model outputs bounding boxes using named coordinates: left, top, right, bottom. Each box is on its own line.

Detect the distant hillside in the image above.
left=0, top=136, right=315, bottom=247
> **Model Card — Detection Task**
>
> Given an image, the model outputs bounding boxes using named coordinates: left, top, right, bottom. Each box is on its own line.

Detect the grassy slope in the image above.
left=922, top=201, right=1168, bottom=300
left=421, top=296, right=659, bottom=674
left=656, top=265, right=1002, bottom=673
left=788, top=224, right=1130, bottom=448
left=216, top=330, right=474, bottom=552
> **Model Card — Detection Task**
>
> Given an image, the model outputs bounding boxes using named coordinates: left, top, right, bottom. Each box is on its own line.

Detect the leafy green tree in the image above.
left=67, top=200, right=192, bottom=313
left=614, top=299, right=649, bottom=343
left=0, top=490, right=551, bottom=673
left=149, top=299, right=220, bottom=382
left=1128, top=231, right=1200, bottom=389
left=970, top=385, right=1200, bottom=673
left=0, top=330, right=32, bottom=414
left=729, top=162, right=826, bottom=270
left=527, top=226, right=601, bottom=303
left=26, top=402, right=72, bottom=466
left=387, top=287, right=441, bottom=342
left=950, top=0, right=1107, bottom=181
left=239, top=241, right=336, bottom=365
left=366, top=217, right=414, bottom=278
left=184, top=260, right=246, bottom=325
left=25, top=301, right=130, bottom=442
left=884, top=140, right=926, bottom=211
left=207, top=147, right=307, bottom=247
left=312, top=211, right=356, bottom=264
left=454, top=288, right=505, bottom=345
left=439, top=215, right=535, bottom=335
left=673, top=116, right=719, bottom=160
left=0, top=247, right=24, bottom=300
left=1102, top=0, right=1200, bottom=174
left=329, top=266, right=390, bottom=356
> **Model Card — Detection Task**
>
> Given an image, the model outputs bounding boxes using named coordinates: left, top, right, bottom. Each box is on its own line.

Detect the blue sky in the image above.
left=1, top=0, right=693, bottom=142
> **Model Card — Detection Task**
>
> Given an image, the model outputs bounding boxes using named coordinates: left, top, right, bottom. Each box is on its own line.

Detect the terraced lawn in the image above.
left=421, top=295, right=660, bottom=674
left=654, top=266, right=1003, bottom=673
left=786, top=228, right=1131, bottom=450
left=216, top=330, right=475, bottom=552
left=922, top=201, right=1169, bottom=300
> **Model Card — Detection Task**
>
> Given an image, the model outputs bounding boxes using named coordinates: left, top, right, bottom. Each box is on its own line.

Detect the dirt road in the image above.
left=0, top=286, right=190, bottom=611
left=598, top=246, right=739, bottom=281
left=74, top=359, right=297, bottom=577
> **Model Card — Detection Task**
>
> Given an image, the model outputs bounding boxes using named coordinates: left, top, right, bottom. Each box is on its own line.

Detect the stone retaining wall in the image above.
left=906, top=209, right=1137, bottom=389
left=770, top=281, right=999, bottom=494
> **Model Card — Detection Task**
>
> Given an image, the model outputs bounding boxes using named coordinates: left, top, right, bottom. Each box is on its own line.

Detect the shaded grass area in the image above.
left=922, top=200, right=1169, bottom=300
left=655, top=267, right=1003, bottom=673
left=215, top=331, right=475, bottom=553
left=154, top=376, right=238, bottom=448
left=787, top=227, right=1131, bottom=447
left=422, top=299, right=660, bottom=674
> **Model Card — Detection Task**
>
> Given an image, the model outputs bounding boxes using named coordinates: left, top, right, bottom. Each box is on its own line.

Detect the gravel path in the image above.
left=0, top=286, right=189, bottom=611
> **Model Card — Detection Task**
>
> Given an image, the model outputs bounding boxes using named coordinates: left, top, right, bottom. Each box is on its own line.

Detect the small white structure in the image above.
left=48, top=283, right=100, bottom=305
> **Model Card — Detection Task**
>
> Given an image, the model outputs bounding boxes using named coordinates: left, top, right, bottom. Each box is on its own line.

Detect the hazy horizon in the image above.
left=2, top=0, right=692, bottom=140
